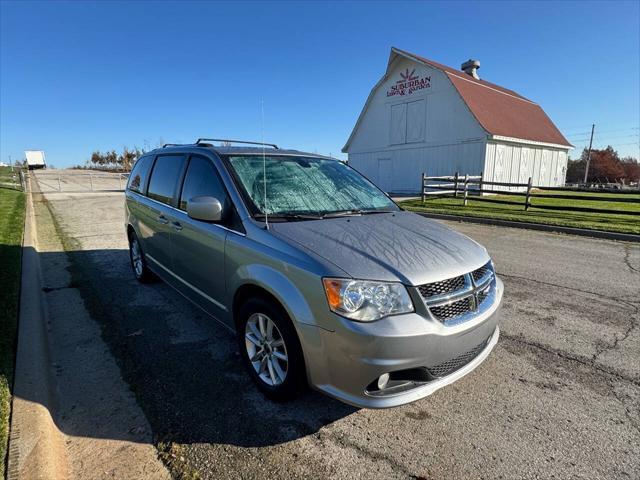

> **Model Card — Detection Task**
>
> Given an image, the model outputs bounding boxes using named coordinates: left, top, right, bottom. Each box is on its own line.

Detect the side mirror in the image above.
left=186, top=196, right=223, bottom=222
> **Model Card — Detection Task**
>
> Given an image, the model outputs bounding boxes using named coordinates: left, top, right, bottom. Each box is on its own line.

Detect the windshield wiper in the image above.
left=254, top=212, right=324, bottom=221
left=321, top=209, right=396, bottom=218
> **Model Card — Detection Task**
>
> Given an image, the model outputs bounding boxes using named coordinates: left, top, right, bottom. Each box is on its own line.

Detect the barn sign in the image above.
left=386, top=68, right=431, bottom=97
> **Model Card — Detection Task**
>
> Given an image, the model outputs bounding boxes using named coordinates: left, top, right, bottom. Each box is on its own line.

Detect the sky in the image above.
left=1, top=0, right=639, bottom=168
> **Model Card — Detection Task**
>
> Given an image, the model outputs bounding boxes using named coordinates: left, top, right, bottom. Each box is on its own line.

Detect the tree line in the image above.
left=566, top=146, right=639, bottom=184
left=79, top=147, right=145, bottom=172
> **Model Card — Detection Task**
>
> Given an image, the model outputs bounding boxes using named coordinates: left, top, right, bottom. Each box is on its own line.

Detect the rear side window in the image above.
left=179, top=156, right=229, bottom=211
left=127, top=155, right=153, bottom=193
left=147, top=155, right=186, bottom=205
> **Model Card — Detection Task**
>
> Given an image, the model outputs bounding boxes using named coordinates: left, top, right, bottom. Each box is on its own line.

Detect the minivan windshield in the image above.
left=226, top=155, right=399, bottom=217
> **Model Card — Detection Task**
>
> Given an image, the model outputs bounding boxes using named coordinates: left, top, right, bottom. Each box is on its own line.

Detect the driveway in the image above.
left=33, top=171, right=640, bottom=479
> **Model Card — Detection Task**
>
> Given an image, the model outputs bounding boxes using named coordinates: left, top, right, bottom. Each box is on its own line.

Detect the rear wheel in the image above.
left=128, top=231, right=154, bottom=283
left=237, top=297, right=306, bottom=401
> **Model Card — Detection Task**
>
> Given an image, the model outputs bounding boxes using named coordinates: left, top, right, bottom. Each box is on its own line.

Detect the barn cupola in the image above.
left=461, top=59, right=481, bottom=79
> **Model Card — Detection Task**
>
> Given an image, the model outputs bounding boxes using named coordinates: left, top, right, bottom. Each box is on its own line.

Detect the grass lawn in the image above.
left=400, top=190, right=640, bottom=235
left=0, top=180, right=26, bottom=477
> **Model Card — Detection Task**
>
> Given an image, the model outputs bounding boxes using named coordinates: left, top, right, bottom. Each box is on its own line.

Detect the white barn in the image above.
left=343, top=48, right=572, bottom=193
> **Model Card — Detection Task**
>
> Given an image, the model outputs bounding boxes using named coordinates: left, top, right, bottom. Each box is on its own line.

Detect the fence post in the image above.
left=463, top=174, right=469, bottom=206
left=525, top=176, right=532, bottom=211
left=421, top=172, right=426, bottom=202
left=453, top=171, right=459, bottom=197
left=58, top=172, right=62, bottom=192
left=90, top=173, right=94, bottom=191
left=479, top=171, right=484, bottom=196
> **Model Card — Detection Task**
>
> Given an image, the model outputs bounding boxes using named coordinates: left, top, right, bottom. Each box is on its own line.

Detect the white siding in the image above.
left=484, top=142, right=568, bottom=190
left=349, top=140, right=486, bottom=193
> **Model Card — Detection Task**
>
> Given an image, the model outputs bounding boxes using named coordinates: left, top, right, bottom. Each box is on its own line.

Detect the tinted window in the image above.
left=127, top=155, right=153, bottom=193
left=179, top=156, right=228, bottom=211
left=147, top=155, right=186, bottom=205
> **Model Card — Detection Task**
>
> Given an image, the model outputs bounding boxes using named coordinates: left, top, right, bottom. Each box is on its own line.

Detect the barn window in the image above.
left=390, top=100, right=426, bottom=145
left=390, top=103, right=407, bottom=144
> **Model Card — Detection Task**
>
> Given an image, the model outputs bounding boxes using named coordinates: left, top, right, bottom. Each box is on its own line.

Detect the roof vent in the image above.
left=461, top=59, right=480, bottom=80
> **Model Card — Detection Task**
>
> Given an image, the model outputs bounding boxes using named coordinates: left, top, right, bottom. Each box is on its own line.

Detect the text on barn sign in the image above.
left=386, top=68, right=431, bottom=97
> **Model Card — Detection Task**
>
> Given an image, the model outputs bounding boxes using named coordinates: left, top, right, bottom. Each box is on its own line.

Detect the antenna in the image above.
left=261, top=98, right=269, bottom=230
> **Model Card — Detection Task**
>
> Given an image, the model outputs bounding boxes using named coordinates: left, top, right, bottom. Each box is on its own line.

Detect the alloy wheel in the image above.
left=244, top=313, right=289, bottom=386
left=130, top=238, right=143, bottom=277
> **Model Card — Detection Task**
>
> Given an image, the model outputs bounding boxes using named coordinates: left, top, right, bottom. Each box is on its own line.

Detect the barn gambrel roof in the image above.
left=343, top=47, right=572, bottom=152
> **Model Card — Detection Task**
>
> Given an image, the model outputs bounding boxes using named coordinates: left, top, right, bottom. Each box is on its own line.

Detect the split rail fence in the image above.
left=421, top=172, right=640, bottom=217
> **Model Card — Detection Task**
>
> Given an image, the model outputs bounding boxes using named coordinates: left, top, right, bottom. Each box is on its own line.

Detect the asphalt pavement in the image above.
left=31, top=171, right=640, bottom=480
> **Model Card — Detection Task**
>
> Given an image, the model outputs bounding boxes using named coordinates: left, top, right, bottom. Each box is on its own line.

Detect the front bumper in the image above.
left=300, top=277, right=503, bottom=409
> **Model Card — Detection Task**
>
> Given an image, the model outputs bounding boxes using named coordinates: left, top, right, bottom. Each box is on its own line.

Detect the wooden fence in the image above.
left=421, top=172, right=640, bottom=216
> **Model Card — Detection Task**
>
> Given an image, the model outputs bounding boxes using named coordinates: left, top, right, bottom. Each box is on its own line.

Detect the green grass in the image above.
left=400, top=190, right=640, bottom=234
left=0, top=184, right=26, bottom=477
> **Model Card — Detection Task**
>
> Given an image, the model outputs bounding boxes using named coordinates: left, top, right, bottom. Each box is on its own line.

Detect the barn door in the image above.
left=406, top=100, right=426, bottom=143
left=377, top=158, right=392, bottom=192
left=390, top=104, right=407, bottom=144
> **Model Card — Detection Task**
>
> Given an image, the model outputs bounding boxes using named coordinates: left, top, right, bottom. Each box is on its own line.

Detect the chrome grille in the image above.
left=418, top=275, right=465, bottom=299
left=472, top=264, right=490, bottom=282
left=429, top=297, right=473, bottom=320
left=426, top=337, right=489, bottom=378
left=419, top=262, right=494, bottom=324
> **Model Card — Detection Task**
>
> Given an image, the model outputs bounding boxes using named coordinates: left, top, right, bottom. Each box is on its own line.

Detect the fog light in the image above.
left=377, top=373, right=390, bottom=390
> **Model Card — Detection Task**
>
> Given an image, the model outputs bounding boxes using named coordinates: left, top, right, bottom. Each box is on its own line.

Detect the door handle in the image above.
left=157, top=215, right=169, bottom=225
left=171, top=221, right=183, bottom=232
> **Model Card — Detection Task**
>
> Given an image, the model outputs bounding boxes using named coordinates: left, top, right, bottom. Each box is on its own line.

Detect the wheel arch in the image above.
left=233, top=284, right=285, bottom=329
left=126, top=223, right=136, bottom=240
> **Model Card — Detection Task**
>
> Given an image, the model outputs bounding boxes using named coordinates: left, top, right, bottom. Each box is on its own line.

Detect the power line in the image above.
left=562, top=125, right=639, bottom=134
left=614, top=141, right=640, bottom=146
left=566, top=128, right=639, bottom=137
left=596, top=127, right=639, bottom=134
left=568, top=133, right=640, bottom=143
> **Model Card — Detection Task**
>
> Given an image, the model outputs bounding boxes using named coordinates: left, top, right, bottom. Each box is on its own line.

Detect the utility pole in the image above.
left=583, top=123, right=595, bottom=184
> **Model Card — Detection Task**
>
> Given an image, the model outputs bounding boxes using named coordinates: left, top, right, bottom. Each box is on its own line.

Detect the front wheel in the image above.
left=237, top=297, right=306, bottom=401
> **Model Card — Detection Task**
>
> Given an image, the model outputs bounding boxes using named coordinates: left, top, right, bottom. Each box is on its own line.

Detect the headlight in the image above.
left=322, top=278, right=414, bottom=321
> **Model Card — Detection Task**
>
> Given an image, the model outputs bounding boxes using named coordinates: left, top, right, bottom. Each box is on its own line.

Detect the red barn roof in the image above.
left=343, top=48, right=572, bottom=151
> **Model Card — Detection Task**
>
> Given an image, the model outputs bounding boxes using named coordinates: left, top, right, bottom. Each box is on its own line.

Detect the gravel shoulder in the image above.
left=34, top=172, right=640, bottom=480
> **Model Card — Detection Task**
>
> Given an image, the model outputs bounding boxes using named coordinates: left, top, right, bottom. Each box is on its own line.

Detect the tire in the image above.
left=237, top=297, right=306, bottom=401
left=128, top=230, right=155, bottom=283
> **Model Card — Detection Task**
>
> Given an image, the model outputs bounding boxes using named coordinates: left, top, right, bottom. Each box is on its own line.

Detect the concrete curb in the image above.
left=8, top=183, right=71, bottom=480
left=413, top=212, right=640, bottom=243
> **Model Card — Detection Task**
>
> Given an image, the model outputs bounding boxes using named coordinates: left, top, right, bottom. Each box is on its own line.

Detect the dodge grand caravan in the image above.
left=125, top=138, right=502, bottom=408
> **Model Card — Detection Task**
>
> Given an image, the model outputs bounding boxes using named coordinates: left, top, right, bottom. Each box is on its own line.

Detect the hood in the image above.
left=270, top=211, right=490, bottom=286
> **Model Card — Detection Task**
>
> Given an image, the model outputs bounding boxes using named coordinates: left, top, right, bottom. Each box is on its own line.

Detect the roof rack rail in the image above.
left=162, top=143, right=185, bottom=148
left=196, top=138, right=279, bottom=149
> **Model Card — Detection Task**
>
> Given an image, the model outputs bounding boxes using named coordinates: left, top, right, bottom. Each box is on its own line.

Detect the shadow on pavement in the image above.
left=24, top=245, right=356, bottom=449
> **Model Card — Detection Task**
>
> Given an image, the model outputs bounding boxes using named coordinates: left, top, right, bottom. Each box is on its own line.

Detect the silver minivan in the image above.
left=125, top=139, right=502, bottom=408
